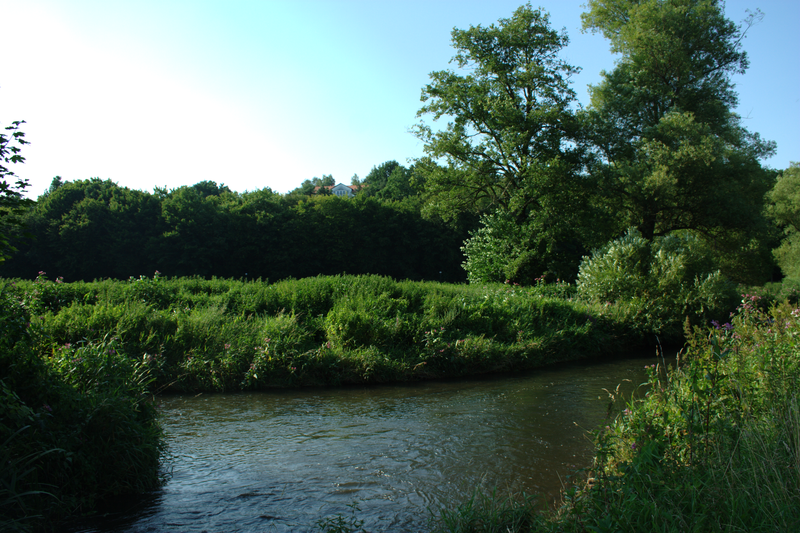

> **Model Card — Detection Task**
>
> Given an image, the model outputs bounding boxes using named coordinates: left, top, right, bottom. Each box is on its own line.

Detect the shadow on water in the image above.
left=69, top=349, right=674, bottom=533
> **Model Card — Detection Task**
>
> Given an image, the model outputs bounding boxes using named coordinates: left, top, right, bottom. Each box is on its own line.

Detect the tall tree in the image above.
left=413, top=4, right=603, bottom=281
left=582, top=0, right=775, bottom=255
left=767, top=163, right=800, bottom=279
left=0, top=120, right=33, bottom=262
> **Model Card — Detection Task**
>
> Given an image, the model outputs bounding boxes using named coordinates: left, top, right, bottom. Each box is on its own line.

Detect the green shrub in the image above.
left=577, top=229, right=738, bottom=338
left=0, top=289, right=164, bottom=532
left=324, top=292, right=412, bottom=349
left=552, top=297, right=800, bottom=532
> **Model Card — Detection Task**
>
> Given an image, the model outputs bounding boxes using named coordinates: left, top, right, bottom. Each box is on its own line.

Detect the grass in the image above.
left=2, top=273, right=660, bottom=394
left=1, top=287, right=164, bottom=533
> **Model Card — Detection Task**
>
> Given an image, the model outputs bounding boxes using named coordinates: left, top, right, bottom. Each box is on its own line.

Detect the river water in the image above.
left=72, top=352, right=665, bottom=532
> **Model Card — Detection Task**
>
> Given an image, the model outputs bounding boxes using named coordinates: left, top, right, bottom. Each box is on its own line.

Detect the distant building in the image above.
left=313, top=183, right=364, bottom=198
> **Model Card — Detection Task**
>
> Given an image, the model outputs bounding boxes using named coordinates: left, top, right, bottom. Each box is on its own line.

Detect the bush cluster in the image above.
left=577, top=229, right=739, bottom=338
left=0, top=286, right=163, bottom=532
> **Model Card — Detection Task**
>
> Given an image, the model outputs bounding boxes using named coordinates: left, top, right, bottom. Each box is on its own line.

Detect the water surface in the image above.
left=74, top=352, right=664, bottom=532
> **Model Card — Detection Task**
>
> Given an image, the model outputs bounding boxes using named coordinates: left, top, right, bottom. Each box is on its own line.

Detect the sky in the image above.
left=1, top=0, right=798, bottom=199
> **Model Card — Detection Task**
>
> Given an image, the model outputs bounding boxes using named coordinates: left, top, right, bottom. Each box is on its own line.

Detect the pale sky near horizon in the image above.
left=1, top=0, right=798, bottom=199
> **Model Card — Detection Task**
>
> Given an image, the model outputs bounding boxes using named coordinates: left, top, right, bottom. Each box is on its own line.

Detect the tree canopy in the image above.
left=414, top=3, right=604, bottom=281
left=768, top=163, right=800, bottom=279
left=582, top=0, right=775, bottom=244
left=0, top=120, right=33, bottom=262
left=412, top=0, right=778, bottom=284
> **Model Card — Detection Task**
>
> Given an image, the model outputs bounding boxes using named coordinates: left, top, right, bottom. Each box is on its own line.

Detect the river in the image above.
left=70, top=351, right=667, bottom=532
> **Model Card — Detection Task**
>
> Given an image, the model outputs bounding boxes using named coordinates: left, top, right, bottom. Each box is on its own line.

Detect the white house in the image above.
left=330, top=183, right=356, bottom=197
left=314, top=183, right=364, bottom=198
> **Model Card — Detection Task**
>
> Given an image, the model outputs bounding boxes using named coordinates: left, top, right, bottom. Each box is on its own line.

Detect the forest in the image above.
left=0, top=163, right=470, bottom=283
left=1, top=0, right=799, bottom=532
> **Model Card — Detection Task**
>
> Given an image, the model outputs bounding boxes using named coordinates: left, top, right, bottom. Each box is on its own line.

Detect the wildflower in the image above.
left=224, top=343, right=231, bottom=350
left=43, top=404, right=52, bottom=413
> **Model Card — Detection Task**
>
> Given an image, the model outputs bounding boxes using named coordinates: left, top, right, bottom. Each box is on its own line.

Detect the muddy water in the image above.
left=73, top=352, right=665, bottom=532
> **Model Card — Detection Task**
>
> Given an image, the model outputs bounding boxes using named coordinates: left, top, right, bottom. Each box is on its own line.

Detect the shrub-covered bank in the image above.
left=427, top=294, right=800, bottom=532
left=1, top=288, right=163, bottom=533
left=3, top=273, right=675, bottom=395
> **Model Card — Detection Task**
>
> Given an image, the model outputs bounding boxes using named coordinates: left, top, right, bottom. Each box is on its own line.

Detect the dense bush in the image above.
left=576, top=229, right=739, bottom=339
left=0, top=287, right=164, bottom=533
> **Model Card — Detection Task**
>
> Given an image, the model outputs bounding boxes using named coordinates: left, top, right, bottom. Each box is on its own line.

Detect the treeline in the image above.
left=0, top=168, right=471, bottom=282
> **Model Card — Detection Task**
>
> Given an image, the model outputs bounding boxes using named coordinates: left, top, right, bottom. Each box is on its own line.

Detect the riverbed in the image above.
left=70, top=351, right=666, bottom=532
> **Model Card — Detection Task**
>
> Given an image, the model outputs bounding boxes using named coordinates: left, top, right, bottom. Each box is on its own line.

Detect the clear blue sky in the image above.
left=2, top=0, right=798, bottom=199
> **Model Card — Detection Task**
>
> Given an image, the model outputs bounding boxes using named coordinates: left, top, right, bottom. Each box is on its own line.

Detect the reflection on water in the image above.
left=71, top=352, right=668, bottom=532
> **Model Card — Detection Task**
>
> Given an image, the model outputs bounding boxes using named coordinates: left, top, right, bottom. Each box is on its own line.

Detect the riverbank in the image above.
left=1, top=288, right=163, bottom=533
left=4, top=273, right=669, bottom=394
left=428, top=294, right=800, bottom=532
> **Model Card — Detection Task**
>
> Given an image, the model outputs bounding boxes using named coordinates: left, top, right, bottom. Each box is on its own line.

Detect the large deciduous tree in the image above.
left=414, top=4, right=605, bottom=282
left=582, top=0, right=776, bottom=282
left=0, top=120, right=33, bottom=262
left=768, top=163, right=800, bottom=279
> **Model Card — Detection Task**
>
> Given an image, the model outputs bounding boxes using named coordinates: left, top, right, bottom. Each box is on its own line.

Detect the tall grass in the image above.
left=1, top=285, right=164, bottom=533
left=549, top=296, right=799, bottom=532
left=424, top=295, right=800, bottom=533
left=4, top=273, right=651, bottom=393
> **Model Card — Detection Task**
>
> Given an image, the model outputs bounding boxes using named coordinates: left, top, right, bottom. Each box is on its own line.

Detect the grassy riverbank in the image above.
left=427, top=294, right=800, bottom=532
left=3, top=273, right=671, bottom=394
left=0, top=272, right=740, bottom=531
left=1, top=288, right=163, bottom=533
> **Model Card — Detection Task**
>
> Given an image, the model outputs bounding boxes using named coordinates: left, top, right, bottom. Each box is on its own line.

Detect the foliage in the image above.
left=0, top=120, right=33, bottom=263
left=360, top=161, right=420, bottom=201
left=3, top=274, right=653, bottom=393
left=549, top=297, right=800, bottom=532
left=581, top=0, right=775, bottom=281
left=0, top=287, right=164, bottom=532
left=431, top=488, right=543, bottom=533
left=414, top=4, right=602, bottom=278
left=1, top=179, right=468, bottom=283
left=462, top=209, right=587, bottom=284
left=768, top=162, right=800, bottom=279
left=577, top=229, right=738, bottom=338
